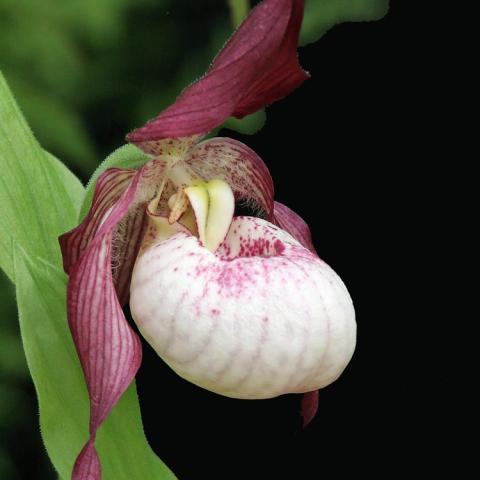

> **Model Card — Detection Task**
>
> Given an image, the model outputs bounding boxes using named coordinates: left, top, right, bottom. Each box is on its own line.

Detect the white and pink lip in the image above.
left=130, top=216, right=356, bottom=399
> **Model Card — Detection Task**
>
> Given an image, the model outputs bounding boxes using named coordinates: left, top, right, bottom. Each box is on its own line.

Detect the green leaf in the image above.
left=0, top=448, right=16, bottom=480
left=9, top=75, right=99, bottom=175
left=14, top=247, right=175, bottom=480
left=0, top=71, right=84, bottom=281
left=300, top=0, right=389, bottom=46
left=222, top=109, right=266, bottom=136
left=0, top=271, right=27, bottom=380
left=228, top=0, right=250, bottom=28
left=1, top=71, right=174, bottom=479
left=79, top=143, right=149, bottom=221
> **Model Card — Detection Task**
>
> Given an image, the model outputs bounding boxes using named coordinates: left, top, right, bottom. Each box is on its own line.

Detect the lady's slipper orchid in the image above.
left=59, top=1, right=356, bottom=479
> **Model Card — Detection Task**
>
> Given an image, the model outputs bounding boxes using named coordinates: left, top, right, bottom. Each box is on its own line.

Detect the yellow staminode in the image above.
left=185, top=179, right=234, bottom=252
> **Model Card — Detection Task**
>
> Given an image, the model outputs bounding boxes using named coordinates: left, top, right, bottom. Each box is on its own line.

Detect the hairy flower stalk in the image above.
left=59, top=1, right=356, bottom=479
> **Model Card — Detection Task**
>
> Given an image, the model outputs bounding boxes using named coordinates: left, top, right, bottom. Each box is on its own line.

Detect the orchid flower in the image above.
left=59, top=1, right=356, bottom=478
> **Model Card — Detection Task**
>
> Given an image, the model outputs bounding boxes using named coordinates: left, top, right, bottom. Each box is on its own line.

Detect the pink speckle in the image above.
left=185, top=217, right=318, bottom=299
left=274, top=239, right=285, bottom=255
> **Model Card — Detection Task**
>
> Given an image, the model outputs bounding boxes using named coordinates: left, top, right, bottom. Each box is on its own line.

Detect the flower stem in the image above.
left=228, top=0, right=250, bottom=28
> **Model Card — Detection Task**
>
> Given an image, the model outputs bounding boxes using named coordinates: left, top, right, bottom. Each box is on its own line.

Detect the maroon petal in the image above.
left=301, top=390, right=319, bottom=427
left=212, top=0, right=307, bottom=118
left=272, top=201, right=316, bottom=254
left=111, top=204, right=150, bottom=305
left=185, top=137, right=275, bottom=218
left=60, top=163, right=166, bottom=305
left=68, top=233, right=142, bottom=479
left=72, top=440, right=99, bottom=480
left=60, top=168, right=135, bottom=275
left=127, top=0, right=308, bottom=143
left=59, top=164, right=160, bottom=479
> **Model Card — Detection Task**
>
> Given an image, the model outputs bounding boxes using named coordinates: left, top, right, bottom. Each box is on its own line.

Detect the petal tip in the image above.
left=301, top=390, right=319, bottom=428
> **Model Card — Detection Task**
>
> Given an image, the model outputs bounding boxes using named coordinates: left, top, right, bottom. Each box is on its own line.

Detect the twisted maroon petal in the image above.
left=72, top=440, right=99, bottom=480
left=111, top=203, right=150, bottom=305
left=212, top=0, right=307, bottom=118
left=127, top=0, right=307, bottom=143
left=272, top=201, right=316, bottom=254
left=301, top=390, right=319, bottom=427
left=59, top=163, right=162, bottom=479
left=185, top=137, right=275, bottom=218
left=60, top=164, right=166, bottom=306
left=60, top=168, right=136, bottom=275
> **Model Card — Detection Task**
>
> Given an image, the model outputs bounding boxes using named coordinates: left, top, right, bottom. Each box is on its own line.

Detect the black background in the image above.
left=134, top=2, right=434, bottom=479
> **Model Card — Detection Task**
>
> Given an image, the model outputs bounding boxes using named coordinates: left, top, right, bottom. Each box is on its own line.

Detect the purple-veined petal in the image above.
left=59, top=161, right=163, bottom=479
left=69, top=233, right=142, bottom=480
left=130, top=216, right=356, bottom=401
left=212, top=0, right=307, bottom=118
left=111, top=203, right=150, bottom=305
left=72, top=439, right=100, bottom=480
left=185, top=137, right=274, bottom=218
left=273, top=201, right=316, bottom=254
left=127, top=0, right=308, bottom=145
left=60, top=168, right=136, bottom=274
left=60, top=162, right=166, bottom=305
